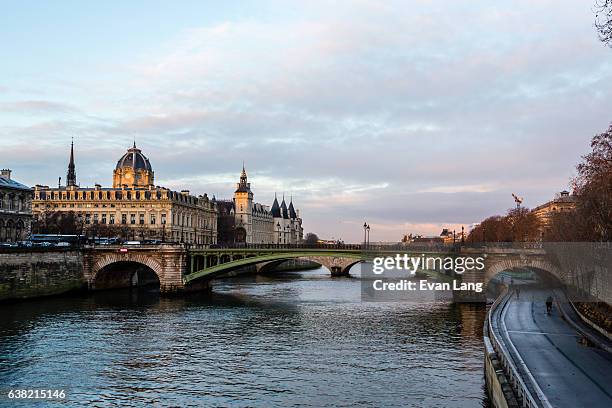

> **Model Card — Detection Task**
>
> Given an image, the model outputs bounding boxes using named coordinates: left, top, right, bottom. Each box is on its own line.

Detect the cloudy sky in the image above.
left=1, top=0, right=610, bottom=242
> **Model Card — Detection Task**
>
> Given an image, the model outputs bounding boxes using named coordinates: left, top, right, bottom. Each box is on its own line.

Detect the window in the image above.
left=101, top=214, right=107, bottom=224
left=139, top=213, right=145, bottom=225
left=161, top=213, right=167, bottom=225
left=85, top=214, right=91, bottom=224
left=150, top=214, right=156, bottom=225
left=93, top=213, right=99, bottom=224
left=122, top=214, right=127, bottom=224
left=130, top=214, right=136, bottom=224
left=110, top=214, right=115, bottom=225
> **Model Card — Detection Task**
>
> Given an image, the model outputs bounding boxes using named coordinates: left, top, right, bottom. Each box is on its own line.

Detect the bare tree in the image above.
left=507, top=207, right=541, bottom=242
left=572, top=123, right=612, bottom=240
left=468, top=208, right=540, bottom=243
left=32, top=211, right=82, bottom=235
left=595, top=0, right=612, bottom=47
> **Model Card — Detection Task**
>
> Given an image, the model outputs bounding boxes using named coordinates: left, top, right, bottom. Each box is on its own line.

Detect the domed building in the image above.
left=32, top=142, right=218, bottom=245
left=113, top=142, right=154, bottom=188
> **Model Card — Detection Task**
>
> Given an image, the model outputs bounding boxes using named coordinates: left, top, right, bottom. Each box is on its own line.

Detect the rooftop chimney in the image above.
left=0, top=169, right=11, bottom=179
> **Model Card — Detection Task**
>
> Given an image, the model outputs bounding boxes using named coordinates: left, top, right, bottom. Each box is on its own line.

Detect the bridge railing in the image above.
left=185, top=242, right=466, bottom=252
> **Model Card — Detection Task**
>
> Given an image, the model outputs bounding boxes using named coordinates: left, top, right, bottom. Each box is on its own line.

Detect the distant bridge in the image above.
left=185, top=247, right=364, bottom=282
left=79, top=242, right=609, bottom=301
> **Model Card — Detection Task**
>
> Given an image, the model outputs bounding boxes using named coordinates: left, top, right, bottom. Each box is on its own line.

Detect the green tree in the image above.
left=304, top=232, right=319, bottom=245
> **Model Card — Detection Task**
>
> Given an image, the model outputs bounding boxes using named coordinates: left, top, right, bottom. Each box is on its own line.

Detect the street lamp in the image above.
left=363, top=222, right=367, bottom=248
left=366, top=224, right=370, bottom=249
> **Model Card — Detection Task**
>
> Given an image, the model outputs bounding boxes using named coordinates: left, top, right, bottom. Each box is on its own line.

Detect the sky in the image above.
left=1, top=0, right=611, bottom=242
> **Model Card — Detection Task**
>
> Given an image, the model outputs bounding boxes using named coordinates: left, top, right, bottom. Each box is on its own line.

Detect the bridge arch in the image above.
left=90, top=254, right=165, bottom=290
left=484, top=257, right=563, bottom=285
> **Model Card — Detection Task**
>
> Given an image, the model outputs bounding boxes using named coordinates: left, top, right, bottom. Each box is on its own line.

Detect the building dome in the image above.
left=112, top=142, right=155, bottom=188
left=116, top=142, right=153, bottom=172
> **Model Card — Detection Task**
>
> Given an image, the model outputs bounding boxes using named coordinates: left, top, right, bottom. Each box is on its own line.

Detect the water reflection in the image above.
left=0, top=267, right=490, bottom=407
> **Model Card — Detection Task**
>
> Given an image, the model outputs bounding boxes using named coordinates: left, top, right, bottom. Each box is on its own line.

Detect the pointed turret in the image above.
left=240, top=162, right=247, bottom=184
left=288, top=197, right=297, bottom=219
left=280, top=195, right=289, bottom=219
left=235, top=163, right=251, bottom=193
left=66, top=139, right=77, bottom=187
left=271, top=193, right=281, bottom=217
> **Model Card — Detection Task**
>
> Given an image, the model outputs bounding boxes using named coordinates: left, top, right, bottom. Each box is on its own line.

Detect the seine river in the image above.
left=0, top=267, right=490, bottom=407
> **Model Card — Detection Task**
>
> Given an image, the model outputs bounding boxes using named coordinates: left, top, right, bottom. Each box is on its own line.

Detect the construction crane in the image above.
left=511, top=193, right=523, bottom=209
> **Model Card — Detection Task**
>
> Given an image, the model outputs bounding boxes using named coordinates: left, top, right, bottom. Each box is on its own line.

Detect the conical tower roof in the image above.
left=280, top=196, right=289, bottom=219
left=288, top=199, right=297, bottom=219
left=271, top=194, right=281, bottom=217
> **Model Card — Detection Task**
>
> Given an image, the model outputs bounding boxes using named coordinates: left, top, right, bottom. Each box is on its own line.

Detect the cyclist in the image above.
left=546, top=295, right=553, bottom=315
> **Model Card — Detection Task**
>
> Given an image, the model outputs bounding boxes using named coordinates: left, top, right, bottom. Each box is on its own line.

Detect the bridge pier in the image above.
left=307, top=256, right=360, bottom=278
left=330, top=266, right=349, bottom=277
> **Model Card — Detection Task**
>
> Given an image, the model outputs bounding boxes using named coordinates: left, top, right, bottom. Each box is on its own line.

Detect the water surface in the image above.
left=0, top=267, right=489, bottom=407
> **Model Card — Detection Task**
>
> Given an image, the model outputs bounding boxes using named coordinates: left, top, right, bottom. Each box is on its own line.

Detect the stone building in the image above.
left=217, top=166, right=303, bottom=245
left=32, top=142, right=217, bottom=244
left=532, top=190, right=577, bottom=236
left=0, top=169, right=33, bottom=242
left=270, top=194, right=303, bottom=245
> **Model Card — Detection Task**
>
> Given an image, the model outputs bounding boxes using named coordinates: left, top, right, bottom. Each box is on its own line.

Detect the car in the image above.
left=56, top=242, right=71, bottom=247
left=124, top=241, right=142, bottom=245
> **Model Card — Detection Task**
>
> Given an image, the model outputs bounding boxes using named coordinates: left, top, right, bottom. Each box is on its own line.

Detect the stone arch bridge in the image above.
left=82, top=244, right=596, bottom=300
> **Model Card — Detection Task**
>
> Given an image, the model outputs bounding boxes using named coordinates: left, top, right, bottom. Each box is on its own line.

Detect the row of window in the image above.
left=0, top=218, right=26, bottom=242
left=0, top=193, right=28, bottom=212
left=36, top=189, right=213, bottom=207
left=70, top=212, right=215, bottom=229
left=82, top=212, right=167, bottom=226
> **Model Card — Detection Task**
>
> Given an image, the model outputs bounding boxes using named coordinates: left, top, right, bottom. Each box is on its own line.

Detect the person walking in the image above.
left=546, top=295, right=553, bottom=315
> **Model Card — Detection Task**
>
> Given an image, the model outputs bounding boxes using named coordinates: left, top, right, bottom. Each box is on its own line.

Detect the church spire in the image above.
left=67, top=138, right=77, bottom=187
left=235, top=163, right=252, bottom=194
left=239, top=162, right=248, bottom=185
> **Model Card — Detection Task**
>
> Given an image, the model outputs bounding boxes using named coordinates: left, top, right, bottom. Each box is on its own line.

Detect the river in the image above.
left=0, top=266, right=490, bottom=407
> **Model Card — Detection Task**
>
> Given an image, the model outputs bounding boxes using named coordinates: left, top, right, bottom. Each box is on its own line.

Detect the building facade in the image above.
left=532, top=190, right=577, bottom=236
left=32, top=143, right=217, bottom=245
left=217, top=166, right=303, bottom=245
left=0, top=169, right=33, bottom=242
left=532, top=190, right=577, bottom=225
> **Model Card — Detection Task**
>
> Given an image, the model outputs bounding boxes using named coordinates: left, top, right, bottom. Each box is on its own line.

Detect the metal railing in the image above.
left=486, top=289, right=547, bottom=408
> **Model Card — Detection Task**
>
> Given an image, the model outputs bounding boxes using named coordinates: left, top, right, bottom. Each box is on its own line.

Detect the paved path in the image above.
left=503, top=286, right=612, bottom=408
